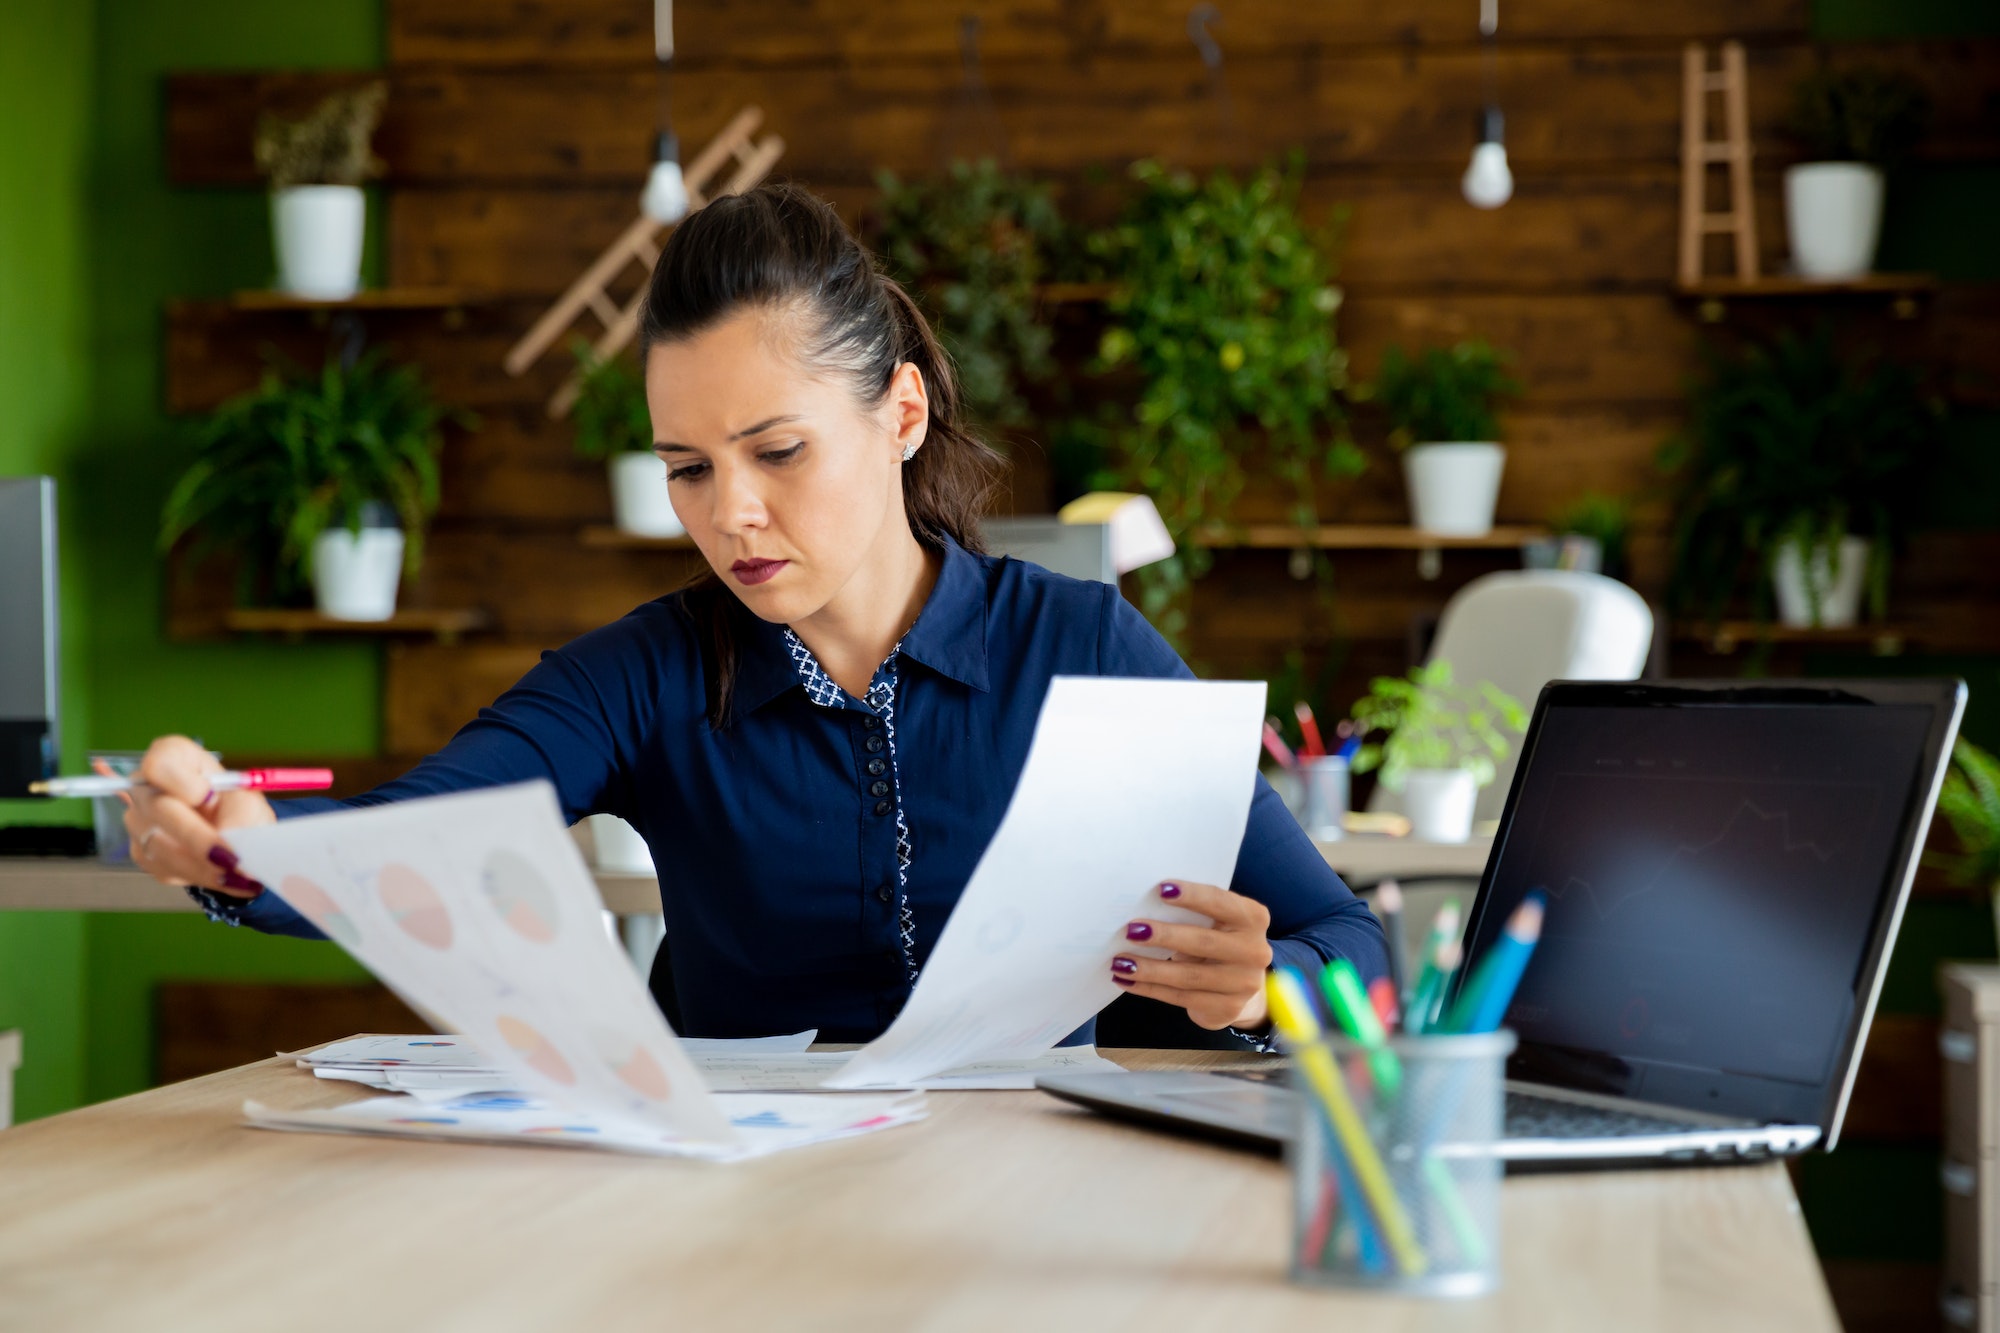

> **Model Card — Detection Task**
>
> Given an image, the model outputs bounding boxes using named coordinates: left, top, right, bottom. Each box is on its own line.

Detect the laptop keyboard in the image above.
left=1505, top=1091, right=1704, bottom=1140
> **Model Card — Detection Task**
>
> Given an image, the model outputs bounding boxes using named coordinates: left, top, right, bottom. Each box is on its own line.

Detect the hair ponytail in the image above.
left=638, top=183, right=1005, bottom=725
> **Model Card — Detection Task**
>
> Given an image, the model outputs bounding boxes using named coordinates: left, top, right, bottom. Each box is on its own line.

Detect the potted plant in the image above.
left=1366, top=340, right=1520, bottom=537
left=1784, top=67, right=1929, bottom=280
left=1088, top=158, right=1362, bottom=638
left=873, top=159, right=1064, bottom=437
left=254, top=82, right=387, bottom=300
left=1661, top=328, right=1942, bottom=631
left=1935, top=739, right=2000, bottom=946
left=160, top=352, right=450, bottom=621
left=1527, top=492, right=1632, bottom=578
left=571, top=348, right=680, bottom=538
left=1347, top=660, right=1526, bottom=844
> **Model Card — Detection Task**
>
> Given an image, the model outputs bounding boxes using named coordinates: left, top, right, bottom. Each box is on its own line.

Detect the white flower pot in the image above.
left=609, top=451, right=684, bottom=538
left=586, top=813, right=656, bottom=874
left=1772, top=535, right=1872, bottom=628
left=272, top=185, right=366, bottom=300
left=1403, top=767, right=1479, bottom=844
left=1402, top=442, right=1506, bottom=537
left=311, top=526, right=404, bottom=622
left=1785, top=163, right=1885, bottom=281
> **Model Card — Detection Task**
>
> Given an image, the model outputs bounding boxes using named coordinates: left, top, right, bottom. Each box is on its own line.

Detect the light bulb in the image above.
left=1461, top=107, right=1512, bottom=209
left=641, top=132, right=689, bottom=223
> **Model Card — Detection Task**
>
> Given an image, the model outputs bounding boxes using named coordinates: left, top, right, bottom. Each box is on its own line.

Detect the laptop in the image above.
left=1040, top=678, right=1967, bottom=1169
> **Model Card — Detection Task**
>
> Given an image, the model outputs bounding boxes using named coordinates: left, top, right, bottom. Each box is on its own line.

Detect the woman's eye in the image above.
left=666, top=461, right=710, bottom=483
left=759, top=442, right=806, bottom=465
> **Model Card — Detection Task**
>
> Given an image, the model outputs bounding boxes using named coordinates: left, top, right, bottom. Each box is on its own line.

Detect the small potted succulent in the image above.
left=255, top=82, right=386, bottom=300
left=1348, top=660, right=1526, bottom=844
left=1662, top=329, right=1941, bottom=630
left=1784, top=66, right=1929, bottom=280
left=160, top=352, right=450, bottom=621
left=571, top=348, right=680, bottom=538
left=1935, top=739, right=2000, bottom=948
left=1367, top=340, right=1520, bottom=537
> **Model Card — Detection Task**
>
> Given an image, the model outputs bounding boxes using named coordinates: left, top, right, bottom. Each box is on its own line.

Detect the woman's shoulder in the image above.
left=971, top=547, right=1185, bottom=678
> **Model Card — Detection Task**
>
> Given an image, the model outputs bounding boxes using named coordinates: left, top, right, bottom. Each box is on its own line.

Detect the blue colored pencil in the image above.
left=1439, top=892, right=1546, bottom=1035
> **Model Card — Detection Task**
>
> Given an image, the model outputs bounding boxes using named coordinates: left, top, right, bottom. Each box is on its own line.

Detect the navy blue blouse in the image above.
left=206, top=538, right=1387, bottom=1041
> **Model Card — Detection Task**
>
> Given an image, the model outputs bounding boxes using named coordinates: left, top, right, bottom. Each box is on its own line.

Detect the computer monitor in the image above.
left=0, top=477, right=60, bottom=798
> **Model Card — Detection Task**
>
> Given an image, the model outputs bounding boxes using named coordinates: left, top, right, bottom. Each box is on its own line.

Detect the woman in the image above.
left=126, top=183, right=1387, bottom=1044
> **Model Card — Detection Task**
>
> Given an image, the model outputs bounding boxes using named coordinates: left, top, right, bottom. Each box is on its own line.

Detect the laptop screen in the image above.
left=1464, top=684, right=1948, bottom=1129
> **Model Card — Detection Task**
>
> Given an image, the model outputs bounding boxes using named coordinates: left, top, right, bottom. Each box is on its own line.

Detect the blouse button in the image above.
left=866, top=758, right=886, bottom=776
left=864, top=735, right=886, bottom=754
left=875, top=883, right=895, bottom=904
left=873, top=799, right=893, bottom=816
left=869, top=780, right=891, bottom=797
left=862, top=716, right=882, bottom=732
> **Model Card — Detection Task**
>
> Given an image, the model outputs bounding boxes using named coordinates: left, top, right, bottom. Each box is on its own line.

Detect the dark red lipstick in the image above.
left=730, top=558, right=789, bottom=587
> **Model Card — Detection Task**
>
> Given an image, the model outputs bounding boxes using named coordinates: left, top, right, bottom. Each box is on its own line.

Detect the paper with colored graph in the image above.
left=827, top=676, right=1267, bottom=1090
left=228, top=782, right=742, bottom=1149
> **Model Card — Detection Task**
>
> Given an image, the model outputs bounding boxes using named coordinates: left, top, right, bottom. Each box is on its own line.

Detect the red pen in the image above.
left=1294, top=701, right=1327, bottom=759
left=28, top=768, right=336, bottom=798
left=1262, top=720, right=1297, bottom=771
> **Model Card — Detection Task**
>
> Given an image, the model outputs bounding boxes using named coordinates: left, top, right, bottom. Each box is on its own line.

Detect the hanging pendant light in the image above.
left=641, top=0, right=689, bottom=223
left=1460, top=0, right=1513, bottom=209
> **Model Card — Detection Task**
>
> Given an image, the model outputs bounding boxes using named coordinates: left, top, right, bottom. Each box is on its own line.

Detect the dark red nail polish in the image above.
left=221, top=870, right=265, bottom=896
left=1112, top=974, right=1135, bottom=987
left=1111, top=956, right=1138, bottom=975
left=1125, top=921, right=1153, bottom=941
left=1159, top=883, right=1182, bottom=899
left=207, top=845, right=240, bottom=872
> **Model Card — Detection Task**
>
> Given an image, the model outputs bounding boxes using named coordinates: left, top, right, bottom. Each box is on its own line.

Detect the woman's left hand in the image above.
left=1112, top=881, right=1273, bottom=1030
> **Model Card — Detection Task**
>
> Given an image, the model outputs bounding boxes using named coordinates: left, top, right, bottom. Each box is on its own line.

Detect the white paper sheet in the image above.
left=230, top=783, right=738, bottom=1147
left=244, top=1088, right=927, bottom=1162
left=827, top=676, right=1266, bottom=1089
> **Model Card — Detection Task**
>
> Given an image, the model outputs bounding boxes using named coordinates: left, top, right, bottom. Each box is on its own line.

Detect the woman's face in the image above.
left=644, top=306, right=929, bottom=625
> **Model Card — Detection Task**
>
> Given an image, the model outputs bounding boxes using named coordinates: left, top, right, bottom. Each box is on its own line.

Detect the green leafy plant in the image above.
left=873, top=160, right=1065, bottom=433
left=1087, top=157, right=1361, bottom=637
left=160, top=351, right=452, bottom=602
left=1788, top=67, right=1931, bottom=167
left=1347, top=660, right=1527, bottom=791
left=1659, top=327, right=1943, bottom=626
left=1362, top=341, right=1521, bottom=449
left=569, top=345, right=653, bottom=459
left=1936, top=739, right=2000, bottom=891
left=1550, top=492, right=1632, bottom=580
left=254, top=82, right=387, bottom=188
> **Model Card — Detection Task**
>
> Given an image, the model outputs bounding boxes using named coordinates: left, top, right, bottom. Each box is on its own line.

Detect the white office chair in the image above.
left=1376, top=570, right=1655, bottom=824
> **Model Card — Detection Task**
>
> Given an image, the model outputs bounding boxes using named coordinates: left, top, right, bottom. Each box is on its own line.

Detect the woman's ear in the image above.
left=885, top=361, right=929, bottom=462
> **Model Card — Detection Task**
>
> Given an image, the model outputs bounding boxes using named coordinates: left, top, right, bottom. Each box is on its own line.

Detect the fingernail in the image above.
left=1159, top=883, right=1182, bottom=899
left=1111, top=957, right=1138, bottom=975
left=207, top=845, right=240, bottom=872
left=221, top=870, right=265, bottom=896
left=1112, top=974, right=1135, bottom=987
left=1125, top=921, right=1153, bottom=941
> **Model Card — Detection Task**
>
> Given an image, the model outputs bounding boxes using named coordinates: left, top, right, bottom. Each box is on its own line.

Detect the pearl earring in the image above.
left=901, top=444, right=919, bottom=463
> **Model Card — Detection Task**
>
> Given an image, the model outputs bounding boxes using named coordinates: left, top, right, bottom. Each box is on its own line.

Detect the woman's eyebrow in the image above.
left=655, top=415, right=805, bottom=453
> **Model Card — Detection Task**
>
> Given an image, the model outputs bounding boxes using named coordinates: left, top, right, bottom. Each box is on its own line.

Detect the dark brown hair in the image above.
left=638, top=182, right=1004, bottom=726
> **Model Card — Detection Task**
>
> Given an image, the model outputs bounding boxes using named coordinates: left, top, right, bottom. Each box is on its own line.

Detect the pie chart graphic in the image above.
left=482, top=849, right=559, bottom=943
left=278, top=876, right=360, bottom=951
left=592, top=1027, right=672, bottom=1102
left=496, top=1015, right=576, bottom=1086
left=378, top=863, right=453, bottom=950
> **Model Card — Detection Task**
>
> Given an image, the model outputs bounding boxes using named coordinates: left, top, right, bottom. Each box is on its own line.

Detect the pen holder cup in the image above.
left=1298, top=755, right=1349, bottom=842
left=1286, top=1029, right=1516, bottom=1297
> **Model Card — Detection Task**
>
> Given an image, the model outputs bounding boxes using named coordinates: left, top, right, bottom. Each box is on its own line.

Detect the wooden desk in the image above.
left=0, top=1047, right=1837, bottom=1331
left=1314, top=834, right=1493, bottom=884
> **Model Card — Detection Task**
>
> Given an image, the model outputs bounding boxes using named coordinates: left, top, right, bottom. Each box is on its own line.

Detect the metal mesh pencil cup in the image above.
left=1285, top=1030, right=1516, bottom=1297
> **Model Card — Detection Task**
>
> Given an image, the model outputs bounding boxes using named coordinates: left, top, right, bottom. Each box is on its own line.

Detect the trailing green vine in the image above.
left=1086, top=159, right=1361, bottom=639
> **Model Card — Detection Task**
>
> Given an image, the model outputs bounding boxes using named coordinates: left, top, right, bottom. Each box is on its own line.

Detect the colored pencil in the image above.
left=1262, top=720, right=1297, bottom=771
left=1317, top=959, right=1401, bottom=1095
left=1374, top=878, right=1407, bottom=1001
left=1439, top=893, right=1547, bottom=1035
left=1294, top=701, right=1327, bottom=759
left=1404, top=899, right=1462, bottom=1029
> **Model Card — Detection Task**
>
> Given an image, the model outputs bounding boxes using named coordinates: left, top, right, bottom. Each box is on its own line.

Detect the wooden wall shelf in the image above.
left=224, top=607, right=492, bottom=643
left=1676, top=273, right=1937, bottom=322
left=228, top=287, right=489, bottom=311
left=579, top=526, right=698, bottom=551
left=1195, top=524, right=1547, bottom=550
left=1675, top=621, right=1914, bottom=655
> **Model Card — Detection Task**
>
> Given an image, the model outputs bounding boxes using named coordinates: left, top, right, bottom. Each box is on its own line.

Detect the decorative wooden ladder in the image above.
left=1677, top=41, right=1761, bottom=287
left=503, top=106, right=786, bottom=418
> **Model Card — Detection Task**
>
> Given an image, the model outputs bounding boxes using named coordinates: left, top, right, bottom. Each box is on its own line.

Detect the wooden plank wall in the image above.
left=160, top=0, right=2000, bottom=752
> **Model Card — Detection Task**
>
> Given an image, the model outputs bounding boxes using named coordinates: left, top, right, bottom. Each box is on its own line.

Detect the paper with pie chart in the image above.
left=227, top=781, right=738, bottom=1149
left=827, top=676, right=1266, bottom=1090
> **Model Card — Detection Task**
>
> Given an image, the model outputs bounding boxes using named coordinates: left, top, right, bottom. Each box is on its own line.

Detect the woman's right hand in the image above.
left=124, top=736, right=276, bottom=896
